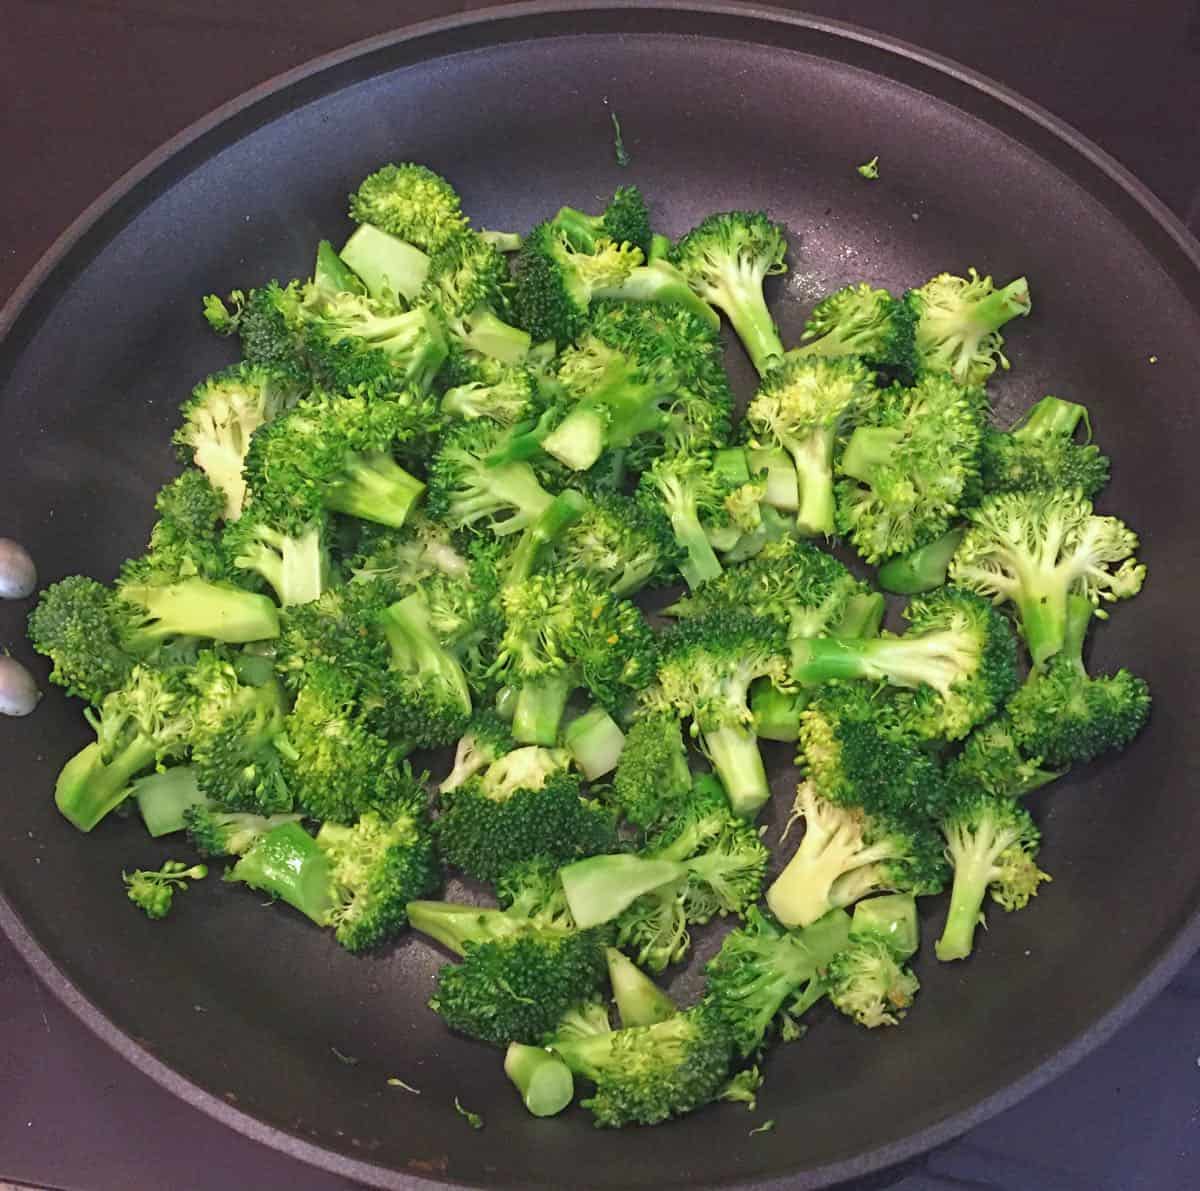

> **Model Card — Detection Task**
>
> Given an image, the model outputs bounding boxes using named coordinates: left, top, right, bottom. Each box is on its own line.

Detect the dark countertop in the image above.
left=2, top=4, right=1199, bottom=1189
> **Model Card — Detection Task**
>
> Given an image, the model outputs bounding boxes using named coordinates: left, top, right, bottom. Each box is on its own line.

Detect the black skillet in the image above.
left=3, top=4, right=1200, bottom=1188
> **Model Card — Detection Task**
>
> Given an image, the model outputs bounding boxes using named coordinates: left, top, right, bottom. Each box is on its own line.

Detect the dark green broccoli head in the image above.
left=795, top=282, right=918, bottom=377
left=559, top=491, right=680, bottom=597
left=611, top=713, right=694, bottom=829
left=348, top=163, right=469, bottom=251
left=553, top=186, right=653, bottom=256
left=202, top=283, right=309, bottom=382
left=950, top=715, right=1062, bottom=799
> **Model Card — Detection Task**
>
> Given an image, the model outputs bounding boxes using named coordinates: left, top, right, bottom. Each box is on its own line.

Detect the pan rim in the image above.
left=3, top=4, right=1199, bottom=1189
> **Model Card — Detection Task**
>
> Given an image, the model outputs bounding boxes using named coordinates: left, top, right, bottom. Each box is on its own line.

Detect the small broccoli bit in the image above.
left=558, top=491, right=680, bottom=597
left=877, top=527, right=967, bottom=596
left=856, top=156, right=880, bottom=180
left=435, top=749, right=617, bottom=882
left=849, top=893, right=921, bottom=959
left=935, top=786, right=1050, bottom=962
left=746, top=355, right=877, bottom=537
left=174, top=364, right=302, bottom=519
left=1007, top=594, right=1150, bottom=767
left=791, top=587, right=1019, bottom=741
left=645, top=611, right=792, bottom=818
left=704, top=907, right=852, bottom=1057
left=338, top=223, right=431, bottom=304
left=55, top=665, right=193, bottom=832
left=835, top=373, right=986, bottom=565
left=345, top=513, right=469, bottom=588
left=440, top=353, right=539, bottom=426
left=185, top=805, right=303, bottom=858
left=124, top=859, right=208, bottom=919
left=348, top=163, right=469, bottom=252
left=949, top=716, right=1062, bottom=800
left=564, top=707, right=626, bottom=780
left=949, top=490, right=1146, bottom=667
left=408, top=898, right=610, bottom=1046
left=610, top=713, right=693, bottom=829
left=826, top=935, right=920, bottom=1028
left=553, top=185, right=653, bottom=256
left=909, top=268, right=1031, bottom=386
left=187, top=651, right=298, bottom=814
left=607, top=947, right=678, bottom=1028
left=504, top=1043, right=575, bottom=1118
left=203, top=282, right=309, bottom=381
left=513, top=222, right=645, bottom=346
left=439, top=710, right=516, bottom=793
left=672, top=212, right=789, bottom=377
left=794, top=283, right=917, bottom=376
left=549, top=1002, right=734, bottom=1128
left=980, top=394, right=1110, bottom=498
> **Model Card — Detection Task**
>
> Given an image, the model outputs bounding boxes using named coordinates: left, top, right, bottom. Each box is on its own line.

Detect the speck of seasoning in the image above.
left=1149, top=355, right=1158, bottom=364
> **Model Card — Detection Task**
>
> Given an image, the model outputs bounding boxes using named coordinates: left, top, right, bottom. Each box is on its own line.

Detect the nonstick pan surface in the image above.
left=3, top=4, right=1200, bottom=1189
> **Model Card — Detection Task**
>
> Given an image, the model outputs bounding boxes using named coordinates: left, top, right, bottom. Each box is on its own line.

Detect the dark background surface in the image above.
left=2, top=3, right=1199, bottom=1189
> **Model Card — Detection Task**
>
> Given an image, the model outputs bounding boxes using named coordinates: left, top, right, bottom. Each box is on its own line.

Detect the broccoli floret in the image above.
left=790, top=587, right=1019, bottom=741
left=407, top=896, right=610, bottom=1046
left=610, top=713, right=693, bottom=829
left=553, top=185, right=653, bottom=256
left=836, top=373, right=986, bottom=564
left=644, top=611, right=791, bottom=818
left=243, top=388, right=430, bottom=531
left=793, top=283, right=917, bottom=377
left=174, top=364, right=301, bottom=519
left=345, top=513, right=470, bottom=587
left=435, top=748, right=616, bottom=881
left=348, top=163, right=469, bottom=252
left=949, top=490, right=1146, bottom=666
left=558, top=491, right=679, bottom=597
left=187, top=650, right=297, bottom=813
left=934, top=786, right=1050, bottom=962
left=538, top=301, right=733, bottom=472
left=441, top=356, right=540, bottom=426
left=826, top=934, right=920, bottom=1028
left=908, top=269, right=1031, bottom=386
left=549, top=1002, right=734, bottom=1127
left=124, top=860, right=207, bottom=920
left=223, top=510, right=331, bottom=608
left=980, top=395, right=1110, bottom=498
left=671, top=212, right=789, bottom=377
left=746, top=355, right=877, bottom=537
left=150, top=470, right=227, bottom=551
left=704, top=907, right=852, bottom=1057
left=421, top=231, right=531, bottom=364
left=513, top=223, right=645, bottom=346
left=203, top=282, right=308, bottom=381
left=439, top=710, right=516, bottom=792
left=1007, top=594, right=1150, bottom=766
left=950, top=716, right=1062, bottom=799
left=184, top=805, right=303, bottom=857
left=55, top=664, right=193, bottom=831
left=491, top=572, right=656, bottom=745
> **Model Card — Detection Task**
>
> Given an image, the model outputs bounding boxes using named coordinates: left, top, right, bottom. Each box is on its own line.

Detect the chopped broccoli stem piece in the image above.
left=750, top=678, right=806, bottom=742
left=134, top=766, right=205, bottom=837
left=606, top=947, right=677, bottom=1027
left=564, top=707, right=626, bottom=780
left=878, top=527, right=967, bottom=595
left=849, top=894, right=921, bottom=959
left=313, top=239, right=366, bottom=299
left=512, top=673, right=575, bottom=746
left=230, top=821, right=336, bottom=926
left=504, top=1043, right=575, bottom=1117
left=561, top=854, right=688, bottom=929
left=339, top=223, right=431, bottom=302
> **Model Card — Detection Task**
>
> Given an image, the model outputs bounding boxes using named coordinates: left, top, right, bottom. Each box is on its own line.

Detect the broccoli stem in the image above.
left=850, top=894, right=921, bottom=959
left=559, top=854, right=688, bottom=928
left=543, top=379, right=669, bottom=471
left=660, top=493, right=723, bottom=590
left=564, top=707, right=626, bottom=780
left=878, top=528, right=967, bottom=595
left=1013, top=583, right=1069, bottom=669
left=512, top=674, right=574, bottom=746
left=831, top=592, right=886, bottom=639
left=406, top=900, right=512, bottom=955
left=709, top=270, right=785, bottom=376
left=749, top=447, right=799, bottom=512
left=323, top=451, right=425, bottom=528
left=56, top=737, right=159, bottom=832
left=505, top=490, right=589, bottom=587
left=712, top=446, right=752, bottom=487
left=701, top=723, right=770, bottom=818
left=839, top=427, right=904, bottom=484
left=552, top=207, right=604, bottom=251
left=313, top=240, right=366, bottom=299
left=480, top=229, right=523, bottom=253
left=134, top=766, right=205, bottom=837
left=934, top=850, right=993, bottom=961
left=972, top=278, right=1031, bottom=334
left=504, top=1042, right=575, bottom=1117
left=380, top=592, right=472, bottom=713
left=606, top=947, right=677, bottom=1027
left=339, top=224, right=430, bottom=302
left=462, top=309, right=532, bottom=365
left=1020, top=394, right=1089, bottom=438
left=790, top=432, right=837, bottom=537
left=1060, top=591, right=1094, bottom=667
left=647, top=234, right=673, bottom=264
left=792, top=633, right=962, bottom=692
left=750, top=678, right=807, bottom=742
left=229, top=821, right=335, bottom=926
left=121, top=577, right=280, bottom=645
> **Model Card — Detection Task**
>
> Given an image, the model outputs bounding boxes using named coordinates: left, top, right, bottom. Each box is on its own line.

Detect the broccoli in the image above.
left=793, top=283, right=917, bottom=376
left=348, top=162, right=469, bottom=252
left=826, top=934, right=919, bottom=1028
left=790, top=587, right=1019, bottom=741
left=746, top=355, right=877, bottom=537
left=345, top=513, right=469, bottom=588
left=536, top=301, right=733, bottom=472
left=504, top=1043, right=576, bottom=1118
left=949, top=490, right=1146, bottom=666
left=184, top=805, right=303, bottom=857
left=441, top=355, right=539, bottom=426
left=1007, top=594, right=1150, bottom=767
left=223, top=510, right=331, bottom=608
left=187, top=650, right=298, bottom=813
left=147, top=471, right=228, bottom=567
left=203, top=282, right=309, bottom=381
left=548, top=1002, right=734, bottom=1127
left=671, top=212, right=789, bottom=377
left=564, top=707, right=627, bottom=781
left=908, top=269, right=1031, bottom=386
left=949, top=716, right=1062, bottom=799
left=133, top=765, right=206, bottom=837
left=230, top=806, right=440, bottom=951
left=750, top=680, right=806, bottom=742
left=558, top=491, right=679, bottom=597
left=124, top=860, right=207, bottom=920
left=934, top=786, right=1050, bottom=962
left=438, top=710, right=515, bottom=793
left=704, top=907, right=852, bottom=1057
left=610, top=713, right=694, bottom=829
left=421, top=231, right=531, bottom=363
left=980, top=395, right=1111, bottom=498
left=243, top=388, right=431, bottom=531
left=435, top=747, right=616, bottom=881
left=174, top=364, right=301, bottom=519
left=55, top=664, right=193, bottom=831
left=501, top=489, right=592, bottom=589
left=337, top=222, right=431, bottom=304
left=835, top=373, right=986, bottom=564
left=877, top=527, right=967, bottom=596
left=607, top=947, right=678, bottom=1028
left=407, top=896, right=610, bottom=1046
left=553, top=185, right=653, bottom=256
left=490, top=572, right=656, bottom=745
left=644, top=611, right=792, bottom=818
